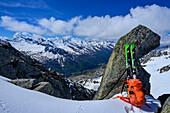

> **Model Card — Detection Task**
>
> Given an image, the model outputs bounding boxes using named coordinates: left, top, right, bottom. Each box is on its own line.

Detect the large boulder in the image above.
left=10, top=79, right=40, bottom=89
left=161, top=96, right=170, bottom=113
left=157, top=94, right=170, bottom=113
left=94, top=25, right=161, bottom=100
left=34, top=82, right=55, bottom=95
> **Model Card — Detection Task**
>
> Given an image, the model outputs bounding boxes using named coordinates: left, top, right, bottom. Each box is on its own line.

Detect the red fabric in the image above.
left=114, top=79, right=147, bottom=107
left=127, top=79, right=146, bottom=107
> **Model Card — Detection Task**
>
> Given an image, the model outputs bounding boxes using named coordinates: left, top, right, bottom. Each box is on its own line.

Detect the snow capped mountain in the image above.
left=7, top=32, right=114, bottom=55
left=0, top=32, right=115, bottom=76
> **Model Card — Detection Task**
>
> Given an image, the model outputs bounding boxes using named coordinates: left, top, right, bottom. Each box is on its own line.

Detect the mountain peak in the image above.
left=3, top=33, right=115, bottom=76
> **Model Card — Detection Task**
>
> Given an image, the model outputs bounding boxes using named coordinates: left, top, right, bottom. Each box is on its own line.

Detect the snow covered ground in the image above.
left=0, top=76, right=160, bottom=113
left=78, top=76, right=102, bottom=91
left=142, top=48, right=170, bottom=99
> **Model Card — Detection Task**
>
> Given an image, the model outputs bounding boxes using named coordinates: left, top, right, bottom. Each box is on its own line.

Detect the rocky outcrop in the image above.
left=34, top=82, right=56, bottom=95
left=140, top=48, right=170, bottom=64
left=159, top=65, right=170, bottom=73
left=94, top=25, right=161, bottom=100
left=157, top=94, right=170, bottom=113
left=161, top=96, right=170, bottom=113
left=10, top=79, right=41, bottom=89
left=10, top=79, right=58, bottom=96
left=0, top=41, right=95, bottom=100
left=0, top=41, right=42, bottom=79
left=10, top=78, right=95, bottom=100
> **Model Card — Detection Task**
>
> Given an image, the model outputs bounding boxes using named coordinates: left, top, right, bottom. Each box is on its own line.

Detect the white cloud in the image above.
left=160, top=35, right=170, bottom=46
left=0, top=0, right=48, bottom=9
left=38, top=17, right=66, bottom=35
left=130, top=4, right=170, bottom=35
left=38, top=16, right=81, bottom=36
left=74, top=4, right=170, bottom=40
left=21, top=32, right=31, bottom=36
left=0, top=9, right=14, bottom=15
left=0, top=4, right=170, bottom=41
left=0, top=1, right=28, bottom=7
left=74, top=15, right=136, bottom=40
left=62, top=35, right=72, bottom=39
left=0, top=16, right=46, bottom=35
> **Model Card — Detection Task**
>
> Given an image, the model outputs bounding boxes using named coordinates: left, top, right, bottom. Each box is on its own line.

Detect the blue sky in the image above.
left=0, top=0, right=170, bottom=42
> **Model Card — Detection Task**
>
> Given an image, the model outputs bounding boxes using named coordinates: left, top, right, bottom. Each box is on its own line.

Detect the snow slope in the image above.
left=142, top=48, right=170, bottom=99
left=0, top=76, right=160, bottom=113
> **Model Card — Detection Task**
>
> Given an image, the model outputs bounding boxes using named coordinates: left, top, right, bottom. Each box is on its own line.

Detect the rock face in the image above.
left=161, top=96, right=170, bottom=113
left=0, top=41, right=95, bottom=100
left=157, top=94, right=170, bottom=113
left=0, top=41, right=41, bottom=79
left=10, top=79, right=40, bottom=89
left=34, top=82, right=55, bottom=95
left=94, top=25, right=161, bottom=100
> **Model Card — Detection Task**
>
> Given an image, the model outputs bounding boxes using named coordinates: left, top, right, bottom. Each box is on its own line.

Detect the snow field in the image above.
left=0, top=76, right=160, bottom=113
left=143, top=52, right=170, bottom=98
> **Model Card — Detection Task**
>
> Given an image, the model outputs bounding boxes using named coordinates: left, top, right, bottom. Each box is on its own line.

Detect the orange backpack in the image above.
left=114, top=79, right=150, bottom=107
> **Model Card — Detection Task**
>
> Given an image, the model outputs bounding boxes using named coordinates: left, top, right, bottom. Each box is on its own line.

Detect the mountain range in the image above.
left=0, top=33, right=115, bottom=76
left=0, top=25, right=169, bottom=113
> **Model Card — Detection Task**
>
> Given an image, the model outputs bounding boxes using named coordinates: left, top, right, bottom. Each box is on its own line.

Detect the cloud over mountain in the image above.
left=74, top=4, right=170, bottom=40
left=0, top=4, right=170, bottom=41
left=0, top=16, right=46, bottom=35
left=38, top=16, right=81, bottom=36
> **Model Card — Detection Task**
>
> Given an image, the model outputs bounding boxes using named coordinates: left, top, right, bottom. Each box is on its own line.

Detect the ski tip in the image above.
left=125, top=43, right=130, bottom=48
left=131, top=44, right=135, bottom=48
left=125, top=43, right=129, bottom=46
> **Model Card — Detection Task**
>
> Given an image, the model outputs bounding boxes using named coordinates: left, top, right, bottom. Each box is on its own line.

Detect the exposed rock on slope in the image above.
left=0, top=41, right=94, bottom=100
left=161, top=96, right=170, bottom=113
left=157, top=94, right=170, bottom=113
left=94, top=25, right=161, bottom=100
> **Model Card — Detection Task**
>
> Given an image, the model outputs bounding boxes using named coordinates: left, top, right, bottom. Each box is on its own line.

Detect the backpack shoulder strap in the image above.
left=142, top=87, right=150, bottom=96
left=121, top=80, right=127, bottom=94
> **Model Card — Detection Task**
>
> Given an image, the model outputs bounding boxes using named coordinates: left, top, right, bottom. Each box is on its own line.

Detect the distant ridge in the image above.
left=0, top=33, right=115, bottom=76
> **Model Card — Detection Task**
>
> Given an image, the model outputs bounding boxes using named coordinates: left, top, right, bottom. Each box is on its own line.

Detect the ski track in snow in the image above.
left=0, top=100, right=9, bottom=113
left=0, top=76, right=161, bottom=113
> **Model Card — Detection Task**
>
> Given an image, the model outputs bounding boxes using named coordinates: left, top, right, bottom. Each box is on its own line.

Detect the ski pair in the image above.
left=113, top=44, right=151, bottom=108
left=125, top=44, right=136, bottom=80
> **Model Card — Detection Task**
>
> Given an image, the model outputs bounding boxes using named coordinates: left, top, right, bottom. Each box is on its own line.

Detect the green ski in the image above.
left=130, top=44, right=137, bottom=79
left=125, top=44, right=131, bottom=80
